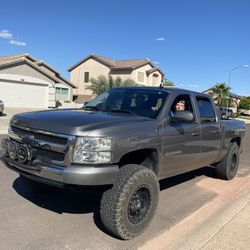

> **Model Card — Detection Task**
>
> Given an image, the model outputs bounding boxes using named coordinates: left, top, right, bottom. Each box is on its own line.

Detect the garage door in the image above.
left=0, top=81, right=48, bottom=108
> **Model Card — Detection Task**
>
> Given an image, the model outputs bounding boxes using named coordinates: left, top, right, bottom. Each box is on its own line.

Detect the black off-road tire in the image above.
left=216, top=142, right=240, bottom=180
left=100, top=164, right=159, bottom=240
left=20, top=175, right=55, bottom=193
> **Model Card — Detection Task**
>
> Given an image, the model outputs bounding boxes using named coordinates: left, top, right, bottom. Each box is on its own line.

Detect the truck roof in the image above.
left=112, top=85, right=206, bottom=96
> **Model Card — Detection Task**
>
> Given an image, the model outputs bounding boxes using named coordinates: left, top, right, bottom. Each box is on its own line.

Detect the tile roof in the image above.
left=0, top=54, right=75, bottom=88
left=68, top=54, right=165, bottom=75
left=146, top=67, right=164, bottom=76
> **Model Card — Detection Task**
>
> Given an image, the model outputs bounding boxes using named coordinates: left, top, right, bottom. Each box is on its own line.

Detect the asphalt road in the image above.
left=0, top=126, right=249, bottom=250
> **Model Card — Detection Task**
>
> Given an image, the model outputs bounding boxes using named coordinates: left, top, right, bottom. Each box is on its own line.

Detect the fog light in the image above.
left=17, top=145, right=30, bottom=163
left=1, top=139, right=8, bottom=156
left=7, top=141, right=18, bottom=160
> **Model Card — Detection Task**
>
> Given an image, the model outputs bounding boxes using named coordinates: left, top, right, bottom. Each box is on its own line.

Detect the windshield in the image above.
left=84, top=88, right=168, bottom=119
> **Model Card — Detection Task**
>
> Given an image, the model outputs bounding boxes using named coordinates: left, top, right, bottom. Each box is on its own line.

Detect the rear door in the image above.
left=195, top=96, right=221, bottom=165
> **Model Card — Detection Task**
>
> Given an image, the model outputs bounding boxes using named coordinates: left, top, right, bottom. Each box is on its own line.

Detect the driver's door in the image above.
left=159, top=94, right=203, bottom=178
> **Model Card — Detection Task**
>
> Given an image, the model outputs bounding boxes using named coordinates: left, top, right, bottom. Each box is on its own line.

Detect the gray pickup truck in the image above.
left=0, top=86, right=246, bottom=239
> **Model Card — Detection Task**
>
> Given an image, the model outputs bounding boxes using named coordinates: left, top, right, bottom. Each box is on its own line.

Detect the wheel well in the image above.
left=231, top=137, right=241, bottom=147
left=118, top=149, right=158, bottom=174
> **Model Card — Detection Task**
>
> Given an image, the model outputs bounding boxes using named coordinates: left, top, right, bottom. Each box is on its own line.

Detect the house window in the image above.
left=137, top=71, right=144, bottom=83
left=56, top=87, right=69, bottom=96
left=84, top=72, right=89, bottom=83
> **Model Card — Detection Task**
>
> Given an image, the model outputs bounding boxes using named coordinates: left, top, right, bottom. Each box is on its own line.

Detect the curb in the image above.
left=140, top=174, right=250, bottom=250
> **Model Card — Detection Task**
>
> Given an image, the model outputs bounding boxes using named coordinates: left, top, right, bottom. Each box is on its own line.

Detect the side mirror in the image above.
left=170, top=110, right=194, bottom=123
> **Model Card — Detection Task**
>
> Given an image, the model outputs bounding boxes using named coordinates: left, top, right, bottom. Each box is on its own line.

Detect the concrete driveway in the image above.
left=0, top=125, right=249, bottom=249
left=0, top=107, right=42, bottom=134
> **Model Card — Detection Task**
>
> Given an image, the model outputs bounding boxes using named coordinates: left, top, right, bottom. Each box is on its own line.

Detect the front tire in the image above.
left=216, top=142, right=240, bottom=180
left=100, top=164, right=159, bottom=240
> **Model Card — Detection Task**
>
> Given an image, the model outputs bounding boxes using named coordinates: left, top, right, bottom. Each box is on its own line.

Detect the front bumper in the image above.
left=1, top=156, right=119, bottom=187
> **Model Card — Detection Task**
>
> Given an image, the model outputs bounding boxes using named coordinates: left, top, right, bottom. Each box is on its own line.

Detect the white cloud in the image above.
left=9, top=40, right=26, bottom=46
left=0, top=29, right=27, bottom=46
left=0, top=29, right=13, bottom=39
left=156, top=37, right=165, bottom=41
left=152, top=61, right=160, bottom=65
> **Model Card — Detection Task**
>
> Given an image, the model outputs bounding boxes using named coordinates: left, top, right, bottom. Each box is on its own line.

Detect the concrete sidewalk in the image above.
left=141, top=175, right=250, bottom=250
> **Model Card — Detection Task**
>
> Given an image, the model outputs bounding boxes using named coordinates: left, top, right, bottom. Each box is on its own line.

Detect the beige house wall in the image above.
left=71, top=58, right=110, bottom=96
left=109, top=70, right=134, bottom=81
left=131, top=64, right=151, bottom=85
left=70, top=59, right=164, bottom=96
left=148, top=72, right=162, bottom=86
left=132, top=65, right=163, bottom=86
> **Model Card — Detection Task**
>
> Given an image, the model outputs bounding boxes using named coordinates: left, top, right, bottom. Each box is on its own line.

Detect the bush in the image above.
left=239, top=97, right=250, bottom=110
left=55, top=100, right=62, bottom=108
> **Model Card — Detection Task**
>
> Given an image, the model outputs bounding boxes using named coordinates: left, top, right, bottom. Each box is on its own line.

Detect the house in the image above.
left=203, top=88, right=243, bottom=112
left=68, top=54, right=165, bottom=102
left=0, top=54, right=75, bottom=108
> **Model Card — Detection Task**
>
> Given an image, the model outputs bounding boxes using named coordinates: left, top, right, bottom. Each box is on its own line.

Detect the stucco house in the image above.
left=0, top=54, right=75, bottom=108
left=203, top=88, right=243, bottom=112
left=68, top=54, right=165, bottom=102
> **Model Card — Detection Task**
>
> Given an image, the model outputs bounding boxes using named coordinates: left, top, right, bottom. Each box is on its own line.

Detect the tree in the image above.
left=163, top=80, right=175, bottom=87
left=210, top=83, right=231, bottom=107
left=239, top=97, right=250, bottom=110
left=86, top=75, right=137, bottom=95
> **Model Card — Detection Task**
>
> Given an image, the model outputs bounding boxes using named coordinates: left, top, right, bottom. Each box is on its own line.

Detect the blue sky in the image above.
left=0, top=0, right=250, bottom=95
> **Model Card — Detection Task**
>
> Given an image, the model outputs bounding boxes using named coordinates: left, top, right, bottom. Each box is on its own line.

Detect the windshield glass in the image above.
left=84, top=88, right=168, bottom=119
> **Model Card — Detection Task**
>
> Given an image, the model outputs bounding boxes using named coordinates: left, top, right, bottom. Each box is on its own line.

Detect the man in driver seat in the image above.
left=175, top=100, right=186, bottom=111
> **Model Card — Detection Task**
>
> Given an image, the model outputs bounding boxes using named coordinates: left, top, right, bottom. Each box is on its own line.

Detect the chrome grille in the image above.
left=9, top=125, right=75, bottom=165
left=11, top=125, right=68, bottom=145
left=36, top=148, right=65, bottom=162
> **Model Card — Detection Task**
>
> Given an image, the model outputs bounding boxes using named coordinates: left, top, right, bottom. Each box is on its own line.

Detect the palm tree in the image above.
left=86, top=75, right=137, bottom=95
left=210, top=83, right=231, bottom=107
left=85, top=75, right=109, bottom=95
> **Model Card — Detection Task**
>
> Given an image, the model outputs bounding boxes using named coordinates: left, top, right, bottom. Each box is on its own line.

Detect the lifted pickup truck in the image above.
left=0, top=86, right=246, bottom=239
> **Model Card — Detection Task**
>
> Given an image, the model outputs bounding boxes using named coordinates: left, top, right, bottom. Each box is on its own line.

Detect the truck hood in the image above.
left=10, top=109, right=149, bottom=136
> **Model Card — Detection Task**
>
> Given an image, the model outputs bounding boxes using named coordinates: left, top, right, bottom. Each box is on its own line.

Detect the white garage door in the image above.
left=0, top=81, right=48, bottom=108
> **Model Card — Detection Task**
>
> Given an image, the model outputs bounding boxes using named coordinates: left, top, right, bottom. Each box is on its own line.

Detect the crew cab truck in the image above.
left=0, top=87, right=246, bottom=240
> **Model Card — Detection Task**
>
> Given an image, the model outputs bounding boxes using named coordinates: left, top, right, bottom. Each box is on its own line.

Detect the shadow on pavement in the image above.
left=160, top=166, right=216, bottom=191
left=11, top=165, right=217, bottom=239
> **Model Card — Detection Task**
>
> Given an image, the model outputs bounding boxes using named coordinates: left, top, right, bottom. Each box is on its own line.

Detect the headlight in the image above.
left=73, top=137, right=112, bottom=164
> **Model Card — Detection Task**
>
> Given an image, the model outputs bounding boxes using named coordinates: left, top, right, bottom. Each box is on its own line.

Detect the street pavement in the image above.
left=0, top=119, right=249, bottom=249
left=0, top=107, right=41, bottom=134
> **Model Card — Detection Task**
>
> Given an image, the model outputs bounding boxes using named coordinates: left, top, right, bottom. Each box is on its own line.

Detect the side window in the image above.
left=196, top=96, right=216, bottom=123
left=170, top=94, right=194, bottom=114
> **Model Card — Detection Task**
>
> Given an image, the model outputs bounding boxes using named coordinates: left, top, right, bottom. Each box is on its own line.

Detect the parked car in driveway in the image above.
left=219, top=107, right=233, bottom=119
left=0, top=100, right=4, bottom=115
left=0, top=86, right=246, bottom=240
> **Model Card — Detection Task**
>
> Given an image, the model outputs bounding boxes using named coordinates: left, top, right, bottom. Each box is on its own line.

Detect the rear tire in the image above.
left=100, top=164, right=159, bottom=240
left=216, top=142, right=240, bottom=180
left=20, top=175, right=55, bottom=193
